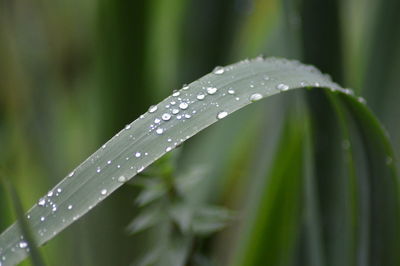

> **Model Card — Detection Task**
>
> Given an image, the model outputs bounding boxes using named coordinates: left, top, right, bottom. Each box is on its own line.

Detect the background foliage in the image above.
left=0, top=0, right=399, bottom=265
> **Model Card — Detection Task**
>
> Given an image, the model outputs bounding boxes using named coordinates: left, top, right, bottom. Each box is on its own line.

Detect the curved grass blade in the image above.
left=0, top=57, right=397, bottom=265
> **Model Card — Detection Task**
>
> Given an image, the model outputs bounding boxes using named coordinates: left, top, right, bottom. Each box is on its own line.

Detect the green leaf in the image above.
left=0, top=57, right=397, bottom=265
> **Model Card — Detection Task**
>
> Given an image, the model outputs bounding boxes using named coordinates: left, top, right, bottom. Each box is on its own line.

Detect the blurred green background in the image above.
left=0, top=0, right=399, bottom=265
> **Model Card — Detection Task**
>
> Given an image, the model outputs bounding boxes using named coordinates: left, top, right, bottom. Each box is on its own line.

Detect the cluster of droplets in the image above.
left=37, top=188, right=63, bottom=217
left=5, top=57, right=375, bottom=266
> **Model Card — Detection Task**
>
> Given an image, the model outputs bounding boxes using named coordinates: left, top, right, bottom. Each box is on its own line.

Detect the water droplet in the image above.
left=179, top=102, right=189, bottom=110
left=52, top=206, right=57, bottom=212
left=148, top=105, right=158, bottom=113
left=96, top=167, right=101, bottom=173
left=107, top=160, right=112, bottom=165
left=197, top=94, right=205, bottom=100
left=162, top=113, right=171, bottom=121
left=166, top=147, right=172, bottom=152
left=206, top=87, right=218, bottom=95
left=118, top=175, right=126, bottom=182
left=358, top=97, right=367, bottom=104
left=68, top=205, right=73, bottom=210
left=156, top=128, right=164, bottom=135
left=125, top=124, right=131, bottom=130
left=172, top=108, right=179, bottom=114
left=137, top=166, right=145, bottom=173
left=217, top=111, right=228, bottom=119
left=249, top=93, right=263, bottom=102
left=68, top=171, right=75, bottom=178
left=182, top=84, right=189, bottom=90
left=277, top=83, right=289, bottom=91
left=47, top=191, right=53, bottom=197
left=213, top=66, right=224, bottom=75
left=135, top=152, right=141, bottom=158
left=57, top=188, right=62, bottom=193
left=172, top=90, right=180, bottom=97
left=18, top=241, right=28, bottom=249
left=38, top=198, right=46, bottom=206
left=228, top=89, right=235, bottom=94
left=101, top=189, right=107, bottom=195
left=40, top=217, right=45, bottom=222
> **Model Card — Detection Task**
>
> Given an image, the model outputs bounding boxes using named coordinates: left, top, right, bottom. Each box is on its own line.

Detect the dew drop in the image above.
left=179, top=102, right=189, bottom=110
left=213, top=66, right=225, bottom=75
left=38, top=198, right=46, bottom=206
left=148, top=105, right=158, bottom=113
left=68, top=205, right=73, bottom=210
left=156, top=128, right=164, bottom=135
left=135, top=152, right=141, bottom=158
left=197, top=94, right=205, bottom=100
left=277, top=83, right=289, bottom=91
left=172, top=90, right=180, bottom=97
left=125, top=124, right=131, bottom=130
left=249, top=93, right=263, bottom=102
left=228, top=88, right=235, bottom=94
left=137, top=166, right=145, bottom=173
left=107, top=160, right=112, bottom=165
left=182, top=84, right=189, bottom=90
left=118, top=175, right=126, bottom=182
left=166, top=147, right=172, bottom=152
left=217, top=111, right=228, bottom=119
left=172, top=108, right=179, bottom=114
left=206, top=87, right=218, bottom=95
left=68, top=171, right=75, bottom=178
left=162, top=113, right=171, bottom=121
left=101, top=189, right=107, bottom=195
left=40, top=217, right=45, bottom=222
left=358, top=97, right=367, bottom=104
left=18, top=241, right=28, bottom=249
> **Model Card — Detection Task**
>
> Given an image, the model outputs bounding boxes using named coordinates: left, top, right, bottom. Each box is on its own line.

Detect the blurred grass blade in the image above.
left=0, top=57, right=397, bottom=265
left=233, top=108, right=307, bottom=266
left=2, top=179, right=45, bottom=266
left=339, top=94, right=400, bottom=265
